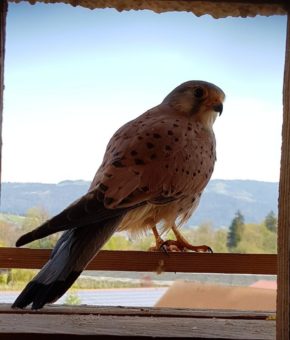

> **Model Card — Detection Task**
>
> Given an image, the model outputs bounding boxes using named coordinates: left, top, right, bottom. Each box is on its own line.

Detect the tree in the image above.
left=22, top=207, right=49, bottom=232
left=183, top=222, right=228, bottom=253
left=0, top=220, right=21, bottom=247
left=227, top=210, right=245, bottom=251
left=21, top=207, right=58, bottom=248
left=264, top=210, right=277, bottom=232
left=234, top=223, right=277, bottom=254
left=214, top=228, right=228, bottom=253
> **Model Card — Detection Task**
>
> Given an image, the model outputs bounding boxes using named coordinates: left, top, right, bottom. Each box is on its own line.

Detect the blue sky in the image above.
left=3, top=3, right=287, bottom=183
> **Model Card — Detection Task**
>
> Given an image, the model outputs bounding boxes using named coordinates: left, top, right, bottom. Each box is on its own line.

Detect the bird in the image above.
left=12, top=80, right=225, bottom=309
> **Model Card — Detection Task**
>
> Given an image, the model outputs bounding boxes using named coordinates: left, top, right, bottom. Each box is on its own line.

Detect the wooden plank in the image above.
left=7, top=0, right=289, bottom=7
left=277, top=13, right=290, bottom=340
left=0, top=0, right=7, bottom=192
left=0, top=304, right=275, bottom=320
left=0, top=311, right=276, bottom=339
left=0, top=247, right=277, bottom=274
left=6, top=0, right=288, bottom=20
left=7, top=0, right=289, bottom=4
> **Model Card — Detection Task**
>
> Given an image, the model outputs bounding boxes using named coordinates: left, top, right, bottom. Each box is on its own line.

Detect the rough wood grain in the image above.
left=0, top=0, right=7, bottom=193
left=0, top=247, right=277, bottom=274
left=7, top=0, right=289, bottom=18
left=0, top=304, right=275, bottom=320
left=277, top=13, right=290, bottom=340
left=0, top=310, right=276, bottom=339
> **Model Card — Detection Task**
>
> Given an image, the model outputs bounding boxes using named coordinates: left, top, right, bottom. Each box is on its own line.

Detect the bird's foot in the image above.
left=148, top=240, right=186, bottom=252
left=160, top=240, right=213, bottom=253
left=148, top=238, right=181, bottom=252
left=187, top=244, right=213, bottom=253
left=160, top=240, right=186, bottom=252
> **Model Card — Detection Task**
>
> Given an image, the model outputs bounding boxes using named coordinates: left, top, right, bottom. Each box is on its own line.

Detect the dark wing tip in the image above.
left=11, top=280, right=55, bottom=310
left=11, top=281, right=38, bottom=309
left=15, top=232, right=33, bottom=247
left=12, top=271, right=81, bottom=310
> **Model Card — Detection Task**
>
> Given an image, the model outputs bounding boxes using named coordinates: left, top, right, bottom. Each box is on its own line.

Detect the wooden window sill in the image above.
left=0, top=304, right=275, bottom=339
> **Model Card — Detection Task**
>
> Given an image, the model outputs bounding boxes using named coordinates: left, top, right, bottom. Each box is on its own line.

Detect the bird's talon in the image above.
left=159, top=240, right=185, bottom=252
left=192, top=246, right=213, bottom=253
left=160, top=243, right=169, bottom=255
left=201, top=246, right=213, bottom=253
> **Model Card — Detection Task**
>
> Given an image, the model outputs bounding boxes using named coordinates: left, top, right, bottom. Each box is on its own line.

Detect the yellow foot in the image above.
left=161, top=240, right=213, bottom=253
left=148, top=239, right=183, bottom=252
left=170, top=224, right=213, bottom=253
left=148, top=240, right=200, bottom=252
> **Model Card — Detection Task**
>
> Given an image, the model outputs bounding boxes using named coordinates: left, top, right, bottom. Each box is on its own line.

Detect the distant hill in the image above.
left=192, top=180, right=278, bottom=227
left=0, top=179, right=278, bottom=228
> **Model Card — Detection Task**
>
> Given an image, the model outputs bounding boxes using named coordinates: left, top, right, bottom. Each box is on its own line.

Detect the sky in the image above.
left=3, top=3, right=287, bottom=183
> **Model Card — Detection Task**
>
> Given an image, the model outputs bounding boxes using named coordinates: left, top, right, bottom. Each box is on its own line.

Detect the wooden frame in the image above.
left=0, top=288, right=278, bottom=339
left=0, top=247, right=277, bottom=274
left=7, top=0, right=289, bottom=17
left=1, top=0, right=290, bottom=339
left=0, top=0, right=6, bottom=188
left=277, top=14, right=290, bottom=340
left=0, top=305, right=276, bottom=339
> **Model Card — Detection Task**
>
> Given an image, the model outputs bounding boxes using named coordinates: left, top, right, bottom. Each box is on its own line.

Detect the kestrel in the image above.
left=12, top=80, right=225, bottom=309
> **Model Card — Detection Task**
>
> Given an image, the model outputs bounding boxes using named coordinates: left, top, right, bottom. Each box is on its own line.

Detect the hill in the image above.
left=0, top=179, right=278, bottom=228
left=193, top=180, right=278, bottom=227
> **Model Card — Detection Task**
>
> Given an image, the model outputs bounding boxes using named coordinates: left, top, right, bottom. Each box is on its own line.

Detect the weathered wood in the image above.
left=0, top=304, right=275, bottom=320
left=7, top=0, right=289, bottom=5
left=0, top=247, right=277, bottom=274
left=1, top=1, right=283, bottom=338
left=0, top=305, right=276, bottom=340
left=0, top=0, right=7, bottom=194
left=7, top=0, right=289, bottom=19
left=277, top=13, right=290, bottom=340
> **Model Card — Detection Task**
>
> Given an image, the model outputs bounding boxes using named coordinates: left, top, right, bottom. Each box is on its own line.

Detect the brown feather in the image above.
left=88, top=81, right=224, bottom=237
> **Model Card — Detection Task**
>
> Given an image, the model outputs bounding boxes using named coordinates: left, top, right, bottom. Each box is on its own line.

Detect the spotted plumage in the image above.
left=12, top=80, right=225, bottom=309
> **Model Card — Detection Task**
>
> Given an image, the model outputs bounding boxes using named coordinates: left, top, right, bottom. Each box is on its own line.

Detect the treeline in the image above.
left=226, top=210, right=277, bottom=253
left=0, top=208, right=277, bottom=254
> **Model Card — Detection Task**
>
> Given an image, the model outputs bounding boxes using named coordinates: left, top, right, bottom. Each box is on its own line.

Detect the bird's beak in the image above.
left=213, top=103, right=223, bottom=116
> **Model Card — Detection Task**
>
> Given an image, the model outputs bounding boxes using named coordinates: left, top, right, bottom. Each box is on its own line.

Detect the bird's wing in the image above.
left=16, top=104, right=201, bottom=246
left=90, top=105, right=202, bottom=207
left=16, top=102, right=216, bottom=247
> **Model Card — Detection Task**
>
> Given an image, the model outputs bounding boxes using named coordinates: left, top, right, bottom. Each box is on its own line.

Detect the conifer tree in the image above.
left=227, top=210, right=245, bottom=251
left=264, top=210, right=277, bottom=232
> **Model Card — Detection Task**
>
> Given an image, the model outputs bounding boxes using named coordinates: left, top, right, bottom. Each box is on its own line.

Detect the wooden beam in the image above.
left=0, top=305, right=276, bottom=340
left=7, top=0, right=288, bottom=18
left=0, top=247, right=277, bottom=274
left=7, top=0, right=289, bottom=5
left=0, top=0, right=7, bottom=194
left=277, top=13, right=290, bottom=340
left=0, top=304, right=276, bottom=320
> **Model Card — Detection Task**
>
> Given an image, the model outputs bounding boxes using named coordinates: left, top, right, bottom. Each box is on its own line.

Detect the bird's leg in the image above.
left=151, top=225, right=164, bottom=250
left=148, top=225, right=181, bottom=252
left=170, top=224, right=213, bottom=253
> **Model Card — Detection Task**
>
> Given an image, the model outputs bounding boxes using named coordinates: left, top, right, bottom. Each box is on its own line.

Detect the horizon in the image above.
left=3, top=3, right=287, bottom=183
left=0, top=177, right=278, bottom=227
left=1, top=178, right=279, bottom=184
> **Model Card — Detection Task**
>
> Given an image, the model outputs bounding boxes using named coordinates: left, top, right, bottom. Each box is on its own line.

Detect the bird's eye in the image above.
left=194, top=87, right=204, bottom=98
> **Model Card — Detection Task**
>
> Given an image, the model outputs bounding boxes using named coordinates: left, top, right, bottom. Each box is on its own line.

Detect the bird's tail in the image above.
left=12, top=218, right=120, bottom=310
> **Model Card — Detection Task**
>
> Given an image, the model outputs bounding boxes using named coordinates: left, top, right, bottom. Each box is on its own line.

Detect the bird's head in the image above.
left=162, top=80, right=225, bottom=129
